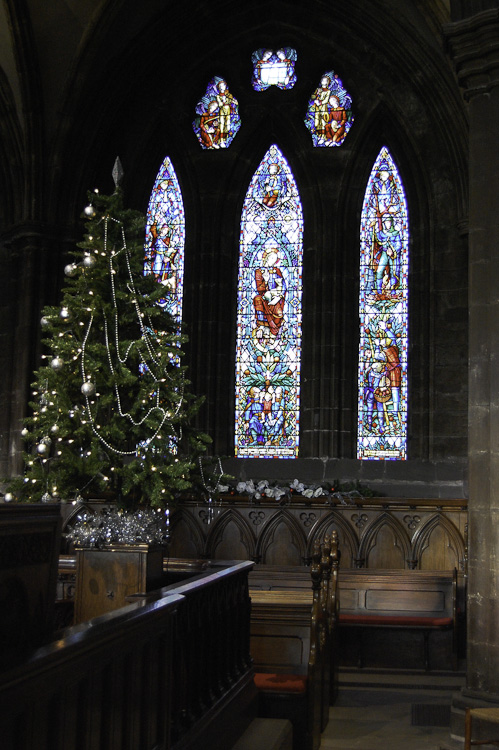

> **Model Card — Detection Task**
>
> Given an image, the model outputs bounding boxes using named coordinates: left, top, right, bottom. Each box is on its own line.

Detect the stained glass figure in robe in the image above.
left=304, top=70, right=353, bottom=147
left=144, top=157, right=185, bottom=321
left=235, top=145, right=303, bottom=459
left=357, top=147, right=409, bottom=460
left=251, top=48, right=297, bottom=91
left=193, top=76, right=241, bottom=149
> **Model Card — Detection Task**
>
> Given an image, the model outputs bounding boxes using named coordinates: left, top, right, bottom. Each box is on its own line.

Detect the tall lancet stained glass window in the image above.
left=144, top=157, right=185, bottom=321
left=358, top=147, right=409, bottom=460
left=235, top=145, right=303, bottom=459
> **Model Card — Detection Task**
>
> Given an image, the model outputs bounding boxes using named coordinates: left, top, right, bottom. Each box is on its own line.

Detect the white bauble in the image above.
left=84, top=204, right=96, bottom=218
left=81, top=380, right=96, bottom=396
left=83, top=254, right=96, bottom=268
left=50, top=357, right=64, bottom=371
left=64, top=263, right=78, bottom=277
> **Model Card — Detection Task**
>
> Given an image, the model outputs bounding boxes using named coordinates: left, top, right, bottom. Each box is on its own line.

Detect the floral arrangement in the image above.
left=230, top=478, right=378, bottom=504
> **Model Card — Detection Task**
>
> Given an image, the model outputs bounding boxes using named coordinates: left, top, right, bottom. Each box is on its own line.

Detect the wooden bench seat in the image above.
left=250, top=534, right=340, bottom=750
left=249, top=566, right=458, bottom=672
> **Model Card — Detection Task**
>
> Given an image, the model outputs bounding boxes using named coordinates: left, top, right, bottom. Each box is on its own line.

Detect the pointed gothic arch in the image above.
left=358, top=512, right=411, bottom=568
left=255, top=508, right=306, bottom=564
left=357, top=146, right=409, bottom=460
left=307, top=511, right=359, bottom=568
left=235, top=144, right=303, bottom=459
left=206, top=508, right=256, bottom=560
left=144, top=156, right=185, bottom=320
left=412, top=513, right=465, bottom=571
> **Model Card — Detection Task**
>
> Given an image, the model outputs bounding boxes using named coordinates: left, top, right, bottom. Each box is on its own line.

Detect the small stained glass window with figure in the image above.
left=357, top=147, right=409, bottom=460
left=251, top=48, right=297, bottom=91
left=235, top=145, right=303, bottom=459
left=193, top=76, right=241, bottom=150
left=304, top=70, right=354, bottom=147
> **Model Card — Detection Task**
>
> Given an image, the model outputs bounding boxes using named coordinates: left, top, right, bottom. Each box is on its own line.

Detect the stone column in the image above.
left=445, top=6, right=499, bottom=744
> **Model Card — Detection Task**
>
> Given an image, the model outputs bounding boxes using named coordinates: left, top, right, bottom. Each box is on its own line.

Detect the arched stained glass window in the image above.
left=251, top=48, right=297, bottom=91
left=357, top=147, right=409, bottom=460
left=235, top=145, right=303, bottom=459
left=304, top=70, right=353, bottom=147
left=144, top=157, right=185, bottom=321
left=193, top=77, right=241, bottom=150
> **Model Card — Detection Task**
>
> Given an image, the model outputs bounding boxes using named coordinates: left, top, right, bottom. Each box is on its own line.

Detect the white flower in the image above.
left=303, top=488, right=314, bottom=498
left=313, top=487, right=324, bottom=497
left=272, top=487, right=286, bottom=500
left=256, top=480, right=269, bottom=492
left=218, top=484, right=229, bottom=494
left=290, top=478, right=305, bottom=493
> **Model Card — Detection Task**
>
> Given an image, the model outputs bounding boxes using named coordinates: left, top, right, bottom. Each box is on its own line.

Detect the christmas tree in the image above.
left=9, top=180, right=210, bottom=510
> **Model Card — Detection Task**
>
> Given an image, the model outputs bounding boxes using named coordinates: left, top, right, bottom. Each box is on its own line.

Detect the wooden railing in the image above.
left=128, top=560, right=257, bottom=750
left=0, top=560, right=256, bottom=750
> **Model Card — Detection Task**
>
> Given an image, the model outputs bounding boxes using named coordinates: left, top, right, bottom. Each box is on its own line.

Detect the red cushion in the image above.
left=254, top=672, right=308, bottom=694
left=339, top=613, right=453, bottom=627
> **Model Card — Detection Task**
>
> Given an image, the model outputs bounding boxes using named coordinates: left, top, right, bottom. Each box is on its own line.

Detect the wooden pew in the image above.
left=249, top=565, right=458, bottom=672
left=250, top=534, right=339, bottom=750
left=338, top=568, right=458, bottom=671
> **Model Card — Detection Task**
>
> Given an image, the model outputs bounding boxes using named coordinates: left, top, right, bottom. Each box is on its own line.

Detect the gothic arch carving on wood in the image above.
left=412, top=513, right=465, bottom=570
left=359, top=513, right=411, bottom=568
left=206, top=508, right=256, bottom=560
left=307, top=511, right=358, bottom=568
left=169, top=507, right=205, bottom=558
left=255, top=509, right=306, bottom=565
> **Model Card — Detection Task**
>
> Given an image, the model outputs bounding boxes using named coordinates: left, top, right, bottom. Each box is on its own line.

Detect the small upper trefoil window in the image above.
left=251, top=48, right=297, bottom=91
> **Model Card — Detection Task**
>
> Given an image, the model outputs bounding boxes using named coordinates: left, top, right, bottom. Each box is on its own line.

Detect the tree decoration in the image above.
left=8, top=185, right=211, bottom=509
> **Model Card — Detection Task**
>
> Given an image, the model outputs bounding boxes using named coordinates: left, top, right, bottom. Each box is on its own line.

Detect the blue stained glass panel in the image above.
left=357, top=147, right=409, bottom=460
left=251, top=48, right=297, bottom=91
left=193, top=76, right=241, bottom=150
left=304, top=71, right=353, bottom=147
left=235, top=145, right=303, bottom=459
left=144, top=157, right=185, bottom=321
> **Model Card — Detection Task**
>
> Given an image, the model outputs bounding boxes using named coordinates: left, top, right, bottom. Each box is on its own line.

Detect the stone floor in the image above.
left=320, top=669, right=466, bottom=750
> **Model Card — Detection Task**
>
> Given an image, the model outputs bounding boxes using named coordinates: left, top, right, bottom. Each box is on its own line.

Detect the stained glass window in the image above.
left=235, top=145, right=303, bottom=459
left=357, top=147, right=409, bottom=460
left=144, top=156, right=185, bottom=321
left=251, top=48, right=297, bottom=91
left=304, top=70, right=353, bottom=147
left=193, top=76, right=241, bottom=150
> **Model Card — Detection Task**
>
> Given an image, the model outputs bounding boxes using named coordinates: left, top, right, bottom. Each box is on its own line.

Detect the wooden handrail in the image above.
left=1, top=560, right=256, bottom=750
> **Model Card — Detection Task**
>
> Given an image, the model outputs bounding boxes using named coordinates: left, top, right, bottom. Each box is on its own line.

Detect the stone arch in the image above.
left=358, top=512, right=411, bottom=568
left=206, top=508, right=256, bottom=561
left=412, top=513, right=465, bottom=570
left=306, top=511, right=358, bottom=568
left=255, top=509, right=306, bottom=565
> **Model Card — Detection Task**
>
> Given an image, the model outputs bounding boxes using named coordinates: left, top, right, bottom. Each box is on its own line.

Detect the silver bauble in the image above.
left=41, top=436, right=52, bottom=446
left=60, top=307, right=70, bottom=320
left=40, top=316, right=50, bottom=328
left=64, top=263, right=78, bottom=277
left=50, top=424, right=59, bottom=434
left=84, top=204, right=96, bottom=218
left=41, top=493, right=52, bottom=503
left=81, top=380, right=96, bottom=396
left=50, top=357, right=64, bottom=371
left=83, top=254, right=96, bottom=268
left=3, top=492, right=14, bottom=503
left=21, top=427, right=29, bottom=438
left=36, top=442, right=49, bottom=455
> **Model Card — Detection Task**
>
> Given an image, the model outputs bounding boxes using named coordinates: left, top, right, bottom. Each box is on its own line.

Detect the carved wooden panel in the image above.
left=162, top=497, right=468, bottom=576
